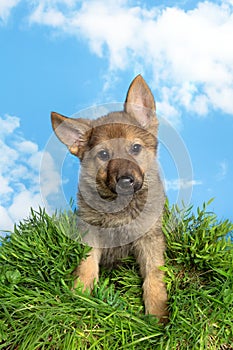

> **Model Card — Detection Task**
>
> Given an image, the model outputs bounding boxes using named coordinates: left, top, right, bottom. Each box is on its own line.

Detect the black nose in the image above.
left=116, top=175, right=134, bottom=193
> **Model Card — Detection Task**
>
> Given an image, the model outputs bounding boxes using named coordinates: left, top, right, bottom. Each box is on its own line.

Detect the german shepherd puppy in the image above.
left=51, top=75, right=168, bottom=323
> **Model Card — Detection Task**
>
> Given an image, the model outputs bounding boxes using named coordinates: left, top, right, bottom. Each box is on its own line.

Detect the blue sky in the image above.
left=0, top=0, right=233, bottom=233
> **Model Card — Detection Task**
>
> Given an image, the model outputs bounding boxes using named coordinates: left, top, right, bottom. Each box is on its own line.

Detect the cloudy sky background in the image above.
left=0, top=0, right=233, bottom=233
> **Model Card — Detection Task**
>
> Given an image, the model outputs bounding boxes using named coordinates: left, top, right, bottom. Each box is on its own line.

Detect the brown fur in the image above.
left=51, top=75, right=168, bottom=323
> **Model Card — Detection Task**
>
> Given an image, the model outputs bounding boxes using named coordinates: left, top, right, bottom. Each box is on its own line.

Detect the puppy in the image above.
left=51, top=75, right=168, bottom=323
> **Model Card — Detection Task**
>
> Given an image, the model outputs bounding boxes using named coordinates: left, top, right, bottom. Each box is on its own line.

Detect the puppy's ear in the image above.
left=124, top=75, right=158, bottom=134
left=51, top=112, right=91, bottom=157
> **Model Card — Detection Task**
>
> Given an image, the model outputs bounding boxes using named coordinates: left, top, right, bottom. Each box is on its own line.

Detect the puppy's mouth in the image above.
left=114, top=175, right=142, bottom=195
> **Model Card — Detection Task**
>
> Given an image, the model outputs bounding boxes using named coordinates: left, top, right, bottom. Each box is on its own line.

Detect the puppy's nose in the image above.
left=117, top=175, right=134, bottom=189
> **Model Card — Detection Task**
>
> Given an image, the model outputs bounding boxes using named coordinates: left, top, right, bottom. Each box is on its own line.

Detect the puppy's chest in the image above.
left=100, top=245, right=132, bottom=268
left=79, top=192, right=147, bottom=227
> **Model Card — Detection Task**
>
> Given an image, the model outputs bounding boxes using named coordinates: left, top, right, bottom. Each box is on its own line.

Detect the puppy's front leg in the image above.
left=134, top=233, right=168, bottom=323
left=73, top=248, right=102, bottom=291
left=142, top=269, right=168, bottom=323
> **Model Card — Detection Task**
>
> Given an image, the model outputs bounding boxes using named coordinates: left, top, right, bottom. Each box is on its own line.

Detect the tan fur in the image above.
left=73, top=249, right=101, bottom=290
left=51, top=75, right=169, bottom=324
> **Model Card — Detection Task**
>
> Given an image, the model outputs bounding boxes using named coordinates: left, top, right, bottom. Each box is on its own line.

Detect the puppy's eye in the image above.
left=131, top=143, right=142, bottom=155
left=97, top=149, right=110, bottom=161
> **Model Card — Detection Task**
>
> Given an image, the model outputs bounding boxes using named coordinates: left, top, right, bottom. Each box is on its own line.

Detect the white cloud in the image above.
left=29, top=3, right=66, bottom=27
left=216, top=160, right=228, bottom=181
left=0, top=114, right=19, bottom=136
left=0, top=0, right=21, bottom=23
left=0, top=206, right=14, bottom=232
left=2, top=1, right=233, bottom=122
left=8, top=190, right=43, bottom=222
left=2, top=0, right=233, bottom=121
left=26, top=0, right=233, bottom=123
left=0, top=174, right=13, bottom=199
left=40, top=151, right=61, bottom=198
left=16, top=140, right=38, bottom=154
left=0, top=115, right=61, bottom=234
left=156, top=87, right=181, bottom=128
left=165, top=178, right=202, bottom=191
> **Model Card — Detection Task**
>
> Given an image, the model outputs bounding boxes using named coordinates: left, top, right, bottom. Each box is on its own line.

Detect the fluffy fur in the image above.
left=51, top=75, right=168, bottom=323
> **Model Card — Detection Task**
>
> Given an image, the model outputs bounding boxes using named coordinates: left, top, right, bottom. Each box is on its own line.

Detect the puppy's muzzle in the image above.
left=107, top=159, right=143, bottom=195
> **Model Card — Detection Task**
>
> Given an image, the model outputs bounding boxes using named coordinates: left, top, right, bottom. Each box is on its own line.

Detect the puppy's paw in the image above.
left=73, top=271, right=98, bottom=292
left=145, top=297, right=169, bottom=324
left=72, top=255, right=99, bottom=292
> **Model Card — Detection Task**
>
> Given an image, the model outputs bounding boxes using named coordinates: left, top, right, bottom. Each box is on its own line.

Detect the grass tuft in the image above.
left=0, top=202, right=233, bottom=349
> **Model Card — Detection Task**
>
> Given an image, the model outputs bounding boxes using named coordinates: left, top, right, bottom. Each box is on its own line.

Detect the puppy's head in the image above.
left=51, top=75, right=158, bottom=199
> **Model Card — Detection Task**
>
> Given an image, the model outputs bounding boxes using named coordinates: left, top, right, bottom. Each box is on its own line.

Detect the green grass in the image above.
left=0, top=200, right=233, bottom=349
